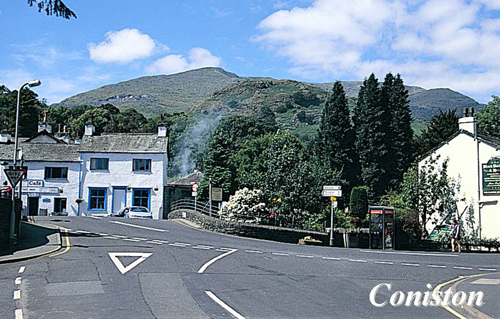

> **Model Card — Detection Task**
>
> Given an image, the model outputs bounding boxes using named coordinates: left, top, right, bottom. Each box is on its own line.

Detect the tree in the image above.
left=353, top=74, right=393, bottom=199
left=477, top=96, right=500, bottom=139
left=0, top=86, right=44, bottom=137
left=315, top=81, right=360, bottom=195
left=349, top=186, right=368, bottom=227
left=28, top=0, right=76, bottom=19
left=382, top=73, right=414, bottom=187
left=416, top=109, right=459, bottom=156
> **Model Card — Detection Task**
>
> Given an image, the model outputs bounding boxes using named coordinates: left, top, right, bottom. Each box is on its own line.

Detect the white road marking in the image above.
left=109, top=221, right=167, bottom=232
left=15, top=309, right=23, bottom=319
left=113, top=235, right=127, bottom=238
left=428, top=265, right=447, bottom=268
left=88, top=216, right=102, bottom=220
left=147, top=241, right=163, bottom=245
left=15, top=277, right=21, bottom=285
left=169, top=242, right=191, bottom=247
left=108, top=252, right=153, bottom=274
left=198, top=249, right=238, bottom=274
left=322, top=257, right=341, bottom=260
left=123, top=238, right=141, bottom=242
left=296, top=255, right=315, bottom=258
left=454, top=266, right=473, bottom=270
left=245, top=250, right=263, bottom=254
left=132, top=237, right=148, bottom=241
left=75, top=230, right=91, bottom=234
left=98, top=233, right=109, bottom=236
left=272, top=252, right=289, bottom=256
left=103, top=236, right=119, bottom=240
left=205, top=291, right=246, bottom=319
left=375, top=261, right=394, bottom=265
left=360, top=250, right=457, bottom=257
left=478, top=268, right=497, bottom=271
left=18, top=267, right=25, bottom=274
left=193, top=246, right=212, bottom=250
left=348, top=259, right=368, bottom=263
left=402, top=263, right=420, bottom=267
left=13, top=290, right=20, bottom=299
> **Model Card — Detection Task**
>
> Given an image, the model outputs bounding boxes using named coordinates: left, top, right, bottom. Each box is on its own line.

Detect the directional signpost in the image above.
left=323, top=185, right=342, bottom=246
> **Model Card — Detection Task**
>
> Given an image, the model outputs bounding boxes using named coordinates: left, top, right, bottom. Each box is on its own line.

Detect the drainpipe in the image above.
left=475, top=121, right=482, bottom=239
left=78, top=153, right=82, bottom=216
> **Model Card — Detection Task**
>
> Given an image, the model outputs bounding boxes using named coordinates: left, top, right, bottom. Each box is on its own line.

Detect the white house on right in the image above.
left=419, top=112, right=500, bottom=240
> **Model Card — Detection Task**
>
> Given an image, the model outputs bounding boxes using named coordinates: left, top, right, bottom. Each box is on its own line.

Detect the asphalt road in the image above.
left=1, top=216, right=499, bottom=319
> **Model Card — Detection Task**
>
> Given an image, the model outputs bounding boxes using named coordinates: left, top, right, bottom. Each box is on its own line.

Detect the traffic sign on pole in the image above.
left=5, top=168, right=24, bottom=187
left=323, top=185, right=341, bottom=191
left=322, top=189, right=342, bottom=197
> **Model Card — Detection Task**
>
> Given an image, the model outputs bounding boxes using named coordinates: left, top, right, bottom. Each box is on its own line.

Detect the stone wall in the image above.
left=0, top=199, right=21, bottom=248
left=168, top=209, right=370, bottom=247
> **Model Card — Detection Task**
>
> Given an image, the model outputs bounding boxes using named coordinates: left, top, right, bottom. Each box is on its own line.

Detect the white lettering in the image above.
left=430, top=289, right=442, bottom=306
left=390, top=291, right=405, bottom=307
left=452, top=291, right=467, bottom=306
left=467, top=292, right=485, bottom=307
left=442, top=288, right=454, bottom=306
left=369, top=283, right=391, bottom=307
left=405, top=291, right=423, bottom=307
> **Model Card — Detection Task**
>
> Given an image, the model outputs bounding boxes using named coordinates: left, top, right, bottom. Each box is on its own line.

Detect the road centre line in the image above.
left=454, top=266, right=473, bottom=270
left=402, top=263, right=420, bottom=267
left=245, top=250, right=263, bottom=254
left=478, top=268, right=497, bottom=271
left=15, top=277, right=21, bottom=285
left=348, top=259, right=368, bottom=263
left=13, top=290, right=20, bottom=299
left=374, top=261, right=394, bottom=265
left=198, top=249, right=238, bottom=274
left=296, top=255, right=315, bottom=258
left=272, top=252, right=289, bottom=256
left=428, top=265, right=447, bottom=268
left=98, top=233, right=109, bottom=236
left=132, top=237, right=148, bottom=241
left=147, top=241, right=163, bottom=245
left=205, top=291, right=246, bottom=319
left=109, top=221, right=168, bottom=232
left=322, top=256, right=341, bottom=260
left=193, top=246, right=212, bottom=250
left=123, top=238, right=141, bottom=242
left=18, top=267, right=25, bottom=273
left=359, top=250, right=457, bottom=257
left=104, top=236, right=119, bottom=239
left=15, top=309, right=23, bottom=319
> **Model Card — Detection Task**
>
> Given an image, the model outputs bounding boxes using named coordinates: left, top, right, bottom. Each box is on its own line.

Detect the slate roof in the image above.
left=168, top=170, right=203, bottom=185
left=0, top=142, right=80, bottom=162
left=80, top=133, right=168, bottom=153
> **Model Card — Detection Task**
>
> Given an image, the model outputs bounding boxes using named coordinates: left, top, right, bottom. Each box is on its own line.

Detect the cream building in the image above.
left=419, top=114, right=500, bottom=240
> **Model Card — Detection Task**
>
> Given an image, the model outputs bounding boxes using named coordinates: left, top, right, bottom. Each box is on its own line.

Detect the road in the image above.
left=1, top=216, right=499, bottom=318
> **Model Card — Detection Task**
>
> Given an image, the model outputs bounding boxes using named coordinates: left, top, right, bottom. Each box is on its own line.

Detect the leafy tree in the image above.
left=315, top=81, right=360, bottom=194
left=416, top=109, right=459, bottom=156
left=382, top=73, right=414, bottom=187
left=349, top=186, right=368, bottom=227
left=353, top=74, right=393, bottom=199
left=27, top=0, right=76, bottom=19
left=0, top=86, right=44, bottom=137
left=477, top=96, right=500, bottom=138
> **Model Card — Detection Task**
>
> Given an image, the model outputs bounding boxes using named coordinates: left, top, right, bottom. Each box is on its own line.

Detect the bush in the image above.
left=220, top=188, right=266, bottom=222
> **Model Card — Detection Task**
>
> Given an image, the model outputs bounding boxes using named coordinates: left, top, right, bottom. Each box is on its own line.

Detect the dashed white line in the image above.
left=123, top=238, right=141, bottom=242
left=113, top=235, right=127, bottom=238
left=454, top=266, right=473, bottom=270
left=98, top=233, right=109, bottom=236
left=296, top=255, right=315, bottom=258
left=428, top=265, right=447, bottom=268
left=375, top=261, right=394, bottom=265
left=109, top=221, right=168, bottom=232
left=13, top=290, right=20, bottom=300
left=15, top=277, right=21, bottom=285
left=272, top=252, right=289, bottom=256
left=478, top=268, right=497, bottom=271
left=198, top=249, right=238, bottom=274
left=245, top=250, right=263, bottom=254
left=205, top=291, right=246, bottom=319
left=75, top=230, right=91, bottom=234
left=402, top=263, right=420, bottom=267
left=103, top=236, right=119, bottom=240
left=322, top=257, right=341, bottom=260
left=18, top=267, right=25, bottom=274
left=147, top=241, right=163, bottom=245
left=348, top=259, right=368, bottom=263
left=169, top=243, right=190, bottom=247
left=132, top=237, right=148, bottom=241
left=15, top=309, right=23, bottom=319
left=193, top=246, right=213, bottom=250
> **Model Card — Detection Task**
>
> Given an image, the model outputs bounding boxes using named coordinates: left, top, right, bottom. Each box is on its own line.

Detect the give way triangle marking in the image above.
left=108, top=252, right=152, bottom=274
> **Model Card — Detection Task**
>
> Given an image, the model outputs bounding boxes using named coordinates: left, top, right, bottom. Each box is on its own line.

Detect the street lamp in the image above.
left=10, top=80, right=41, bottom=241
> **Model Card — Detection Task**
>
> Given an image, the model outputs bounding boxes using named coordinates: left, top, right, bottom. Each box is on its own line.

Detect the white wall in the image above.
left=420, top=133, right=500, bottom=240
left=80, top=152, right=165, bottom=219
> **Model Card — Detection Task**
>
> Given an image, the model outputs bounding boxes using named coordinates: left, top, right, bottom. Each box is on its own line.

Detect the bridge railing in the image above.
left=170, top=198, right=220, bottom=217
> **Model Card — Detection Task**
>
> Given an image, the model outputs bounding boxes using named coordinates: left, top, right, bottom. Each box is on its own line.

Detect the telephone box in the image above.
left=368, top=206, right=395, bottom=250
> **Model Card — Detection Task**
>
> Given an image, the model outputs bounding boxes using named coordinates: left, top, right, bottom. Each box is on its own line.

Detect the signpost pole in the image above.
left=330, top=200, right=334, bottom=246
left=209, top=178, right=212, bottom=217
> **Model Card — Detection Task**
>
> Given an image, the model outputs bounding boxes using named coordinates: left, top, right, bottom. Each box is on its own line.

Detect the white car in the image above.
left=111, top=206, right=152, bottom=219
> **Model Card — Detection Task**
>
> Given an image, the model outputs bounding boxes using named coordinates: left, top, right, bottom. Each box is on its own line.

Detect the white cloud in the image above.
left=88, top=28, right=160, bottom=64
left=256, top=0, right=500, bottom=102
left=146, top=48, right=221, bottom=74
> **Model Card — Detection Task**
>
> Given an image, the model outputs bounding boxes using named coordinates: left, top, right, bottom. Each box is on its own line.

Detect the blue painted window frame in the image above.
left=132, top=188, right=150, bottom=210
left=44, top=167, right=68, bottom=180
left=88, top=187, right=107, bottom=211
left=90, top=158, right=109, bottom=171
left=132, top=159, right=151, bottom=172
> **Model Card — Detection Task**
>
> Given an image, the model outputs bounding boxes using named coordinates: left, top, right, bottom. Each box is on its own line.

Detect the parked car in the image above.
left=109, top=206, right=152, bottom=219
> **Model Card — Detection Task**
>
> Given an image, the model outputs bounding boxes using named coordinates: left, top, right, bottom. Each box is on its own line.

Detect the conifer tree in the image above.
left=353, top=74, right=392, bottom=199
left=316, top=81, right=359, bottom=193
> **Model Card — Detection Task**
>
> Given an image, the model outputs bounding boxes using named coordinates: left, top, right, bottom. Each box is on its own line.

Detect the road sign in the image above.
left=323, top=185, right=341, bottom=191
left=211, top=187, right=223, bottom=201
left=191, top=182, right=199, bottom=192
left=108, top=252, right=152, bottom=274
left=322, top=189, right=342, bottom=197
left=5, top=168, right=24, bottom=187
left=330, top=197, right=336, bottom=201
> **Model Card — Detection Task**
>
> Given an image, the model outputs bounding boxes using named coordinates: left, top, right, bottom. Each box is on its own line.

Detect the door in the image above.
left=54, top=198, right=67, bottom=214
left=112, top=187, right=127, bottom=214
left=28, top=197, right=39, bottom=216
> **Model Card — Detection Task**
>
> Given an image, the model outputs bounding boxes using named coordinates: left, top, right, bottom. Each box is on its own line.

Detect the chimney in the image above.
left=459, top=107, right=477, bottom=136
left=85, top=115, right=95, bottom=136
left=38, top=112, right=52, bottom=133
left=157, top=114, right=168, bottom=138
left=0, top=124, right=11, bottom=143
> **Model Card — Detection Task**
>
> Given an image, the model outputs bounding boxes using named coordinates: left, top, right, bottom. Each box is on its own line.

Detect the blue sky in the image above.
left=1, top=0, right=499, bottom=104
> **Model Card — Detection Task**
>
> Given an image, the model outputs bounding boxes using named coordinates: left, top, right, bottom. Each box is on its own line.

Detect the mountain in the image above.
left=55, top=67, right=483, bottom=123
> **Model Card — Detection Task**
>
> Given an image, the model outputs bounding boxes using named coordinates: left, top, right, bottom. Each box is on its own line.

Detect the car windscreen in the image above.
left=130, top=207, right=148, bottom=212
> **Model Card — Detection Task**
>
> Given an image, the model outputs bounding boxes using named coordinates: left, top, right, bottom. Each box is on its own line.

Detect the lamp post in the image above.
left=10, top=80, right=41, bottom=241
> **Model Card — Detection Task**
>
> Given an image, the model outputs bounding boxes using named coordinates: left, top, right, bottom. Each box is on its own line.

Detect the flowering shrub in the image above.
left=220, top=188, right=266, bottom=223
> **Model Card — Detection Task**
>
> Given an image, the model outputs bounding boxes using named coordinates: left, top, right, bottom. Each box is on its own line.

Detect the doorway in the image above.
left=112, top=187, right=127, bottom=214
left=28, top=197, right=39, bottom=216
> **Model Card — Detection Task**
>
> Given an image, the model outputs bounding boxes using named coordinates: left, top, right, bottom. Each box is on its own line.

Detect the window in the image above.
left=133, top=159, right=151, bottom=172
left=90, top=158, right=109, bottom=171
left=89, top=188, right=107, bottom=210
left=54, top=198, right=67, bottom=213
left=44, top=167, right=68, bottom=179
left=132, top=189, right=150, bottom=209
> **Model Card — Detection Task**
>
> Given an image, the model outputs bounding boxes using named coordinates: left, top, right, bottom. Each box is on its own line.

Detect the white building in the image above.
left=0, top=119, right=168, bottom=220
left=419, top=114, right=500, bottom=240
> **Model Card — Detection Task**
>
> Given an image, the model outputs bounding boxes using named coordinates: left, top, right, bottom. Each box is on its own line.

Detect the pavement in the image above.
left=0, top=216, right=498, bottom=318
left=0, top=221, right=61, bottom=264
